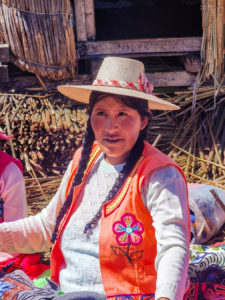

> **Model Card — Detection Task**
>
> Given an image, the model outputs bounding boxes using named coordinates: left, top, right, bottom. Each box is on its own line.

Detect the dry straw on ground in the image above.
left=149, top=86, right=225, bottom=189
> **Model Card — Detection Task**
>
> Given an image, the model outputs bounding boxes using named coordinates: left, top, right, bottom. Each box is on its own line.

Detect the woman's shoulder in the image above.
left=141, top=142, right=178, bottom=169
left=1, top=162, right=23, bottom=180
left=143, top=142, right=171, bottom=160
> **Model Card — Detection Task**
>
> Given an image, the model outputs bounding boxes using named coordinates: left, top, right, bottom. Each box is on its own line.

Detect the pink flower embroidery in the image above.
left=113, top=214, right=144, bottom=246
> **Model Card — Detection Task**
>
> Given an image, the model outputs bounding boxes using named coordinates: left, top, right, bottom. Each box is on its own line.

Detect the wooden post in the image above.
left=0, top=44, right=9, bottom=82
left=85, top=0, right=96, bottom=40
left=224, top=0, right=225, bottom=55
left=0, top=44, right=9, bottom=62
left=0, top=64, right=8, bottom=82
left=74, top=0, right=87, bottom=42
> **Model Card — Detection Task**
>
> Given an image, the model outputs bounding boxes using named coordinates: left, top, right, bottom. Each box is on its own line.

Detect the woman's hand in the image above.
left=158, top=298, right=170, bottom=300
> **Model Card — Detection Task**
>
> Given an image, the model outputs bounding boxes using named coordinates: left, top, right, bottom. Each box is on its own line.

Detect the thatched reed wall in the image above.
left=0, top=0, right=224, bottom=84
left=0, top=0, right=76, bottom=80
left=199, top=0, right=224, bottom=83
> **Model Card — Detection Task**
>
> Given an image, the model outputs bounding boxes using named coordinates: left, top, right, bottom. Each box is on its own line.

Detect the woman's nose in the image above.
left=105, top=116, right=118, bottom=131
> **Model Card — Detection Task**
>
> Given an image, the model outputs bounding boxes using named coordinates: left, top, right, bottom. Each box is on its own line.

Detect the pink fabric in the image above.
left=0, top=132, right=12, bottom=140
left=0, top=151, right=23, bottom=177
left=0, top=151, right=26, bottom=262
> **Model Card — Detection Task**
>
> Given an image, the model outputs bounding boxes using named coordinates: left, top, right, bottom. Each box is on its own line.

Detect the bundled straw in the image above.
left=1, top=87, right=225, bottom=215
left=0, top=92, right=87, bottom=216
left=0, top=92, right=87, bottom=178
left=0, top=0, right=76, bottom=80
left=148, top=86, right=225, bottom=190
left=198, top=0, right=224, bottom=83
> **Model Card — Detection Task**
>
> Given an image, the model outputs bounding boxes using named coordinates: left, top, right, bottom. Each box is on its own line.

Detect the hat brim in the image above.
left=58, top=85, right=180, bottom=111
left=0, top=132, right=12, bottom=140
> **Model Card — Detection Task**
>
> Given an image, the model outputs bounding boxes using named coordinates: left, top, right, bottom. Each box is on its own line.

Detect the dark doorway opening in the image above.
left=95, top=0, right=202, bottom=40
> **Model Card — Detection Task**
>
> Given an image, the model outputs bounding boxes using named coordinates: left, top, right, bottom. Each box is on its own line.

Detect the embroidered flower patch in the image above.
left=111, top=214, right=144, bottom=265
left=113, top=213, right=144, bottom=246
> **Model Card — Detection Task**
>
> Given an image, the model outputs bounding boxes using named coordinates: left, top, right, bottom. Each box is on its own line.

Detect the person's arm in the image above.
left=142, top=165, right=189, bottom=300
left=0, top=161, right=72, bottom=254
left=1, top=162, right=27, bottom=221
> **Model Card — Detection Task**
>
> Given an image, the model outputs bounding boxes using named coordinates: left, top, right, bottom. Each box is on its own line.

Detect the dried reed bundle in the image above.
left=0, top=92, right=87, bottom=177
left=200, top=0, right=224, bottom=82
left=0, top=0, right=76, bottom=80
left=148, top=86, right=225, bottom=189
left=0, top=0, right=71, bottom=13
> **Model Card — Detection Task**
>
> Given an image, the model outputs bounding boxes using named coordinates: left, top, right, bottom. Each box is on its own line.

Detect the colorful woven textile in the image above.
left=0, top=269, right=58, bottom=299
left=185, top=244, right=225, bottom=299
left=2, top=244, right=225, bottom=299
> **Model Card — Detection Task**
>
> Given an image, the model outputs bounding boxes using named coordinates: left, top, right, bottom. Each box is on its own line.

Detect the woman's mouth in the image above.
left=104, top=138, right=122, bottom=144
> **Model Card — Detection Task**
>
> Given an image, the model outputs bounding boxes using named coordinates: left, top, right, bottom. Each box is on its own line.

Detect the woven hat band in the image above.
left=93, top=72, right=154, bottom=95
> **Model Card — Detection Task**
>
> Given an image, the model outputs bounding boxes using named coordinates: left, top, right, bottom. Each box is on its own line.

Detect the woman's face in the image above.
left=91, top=96, right=148, bottom=165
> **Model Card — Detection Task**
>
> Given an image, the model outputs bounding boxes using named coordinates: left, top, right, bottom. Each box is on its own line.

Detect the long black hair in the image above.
left=51, top=92, right=151, bottom=242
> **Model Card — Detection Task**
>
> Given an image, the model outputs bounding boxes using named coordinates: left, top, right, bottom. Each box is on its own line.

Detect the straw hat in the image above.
left=0, top=132, right=12, bottom=140
left=58, top=57, right=179, bottom=111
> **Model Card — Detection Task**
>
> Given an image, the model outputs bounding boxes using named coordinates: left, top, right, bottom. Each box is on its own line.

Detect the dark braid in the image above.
left=51, top=119, right=95, bottom=243
left=83, top=131, right=145, bottom=234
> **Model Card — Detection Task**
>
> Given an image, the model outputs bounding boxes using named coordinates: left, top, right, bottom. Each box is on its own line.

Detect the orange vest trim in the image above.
left=104, top=156, right=144, bottom=217
left=51, top=142, right=189, bottom=299
left=65, top=145, right=102, bottom=198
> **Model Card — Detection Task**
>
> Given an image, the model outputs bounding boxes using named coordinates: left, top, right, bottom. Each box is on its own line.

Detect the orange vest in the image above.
left=51, top=142, right=189, bottom=299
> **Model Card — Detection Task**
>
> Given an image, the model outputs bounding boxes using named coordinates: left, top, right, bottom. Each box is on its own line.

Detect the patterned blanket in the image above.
left=1, top=244, right=225, bottom=299
left=185, top=243, right=225, bottom=299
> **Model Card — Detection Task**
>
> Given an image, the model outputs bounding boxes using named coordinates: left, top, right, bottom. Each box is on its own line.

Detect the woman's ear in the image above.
left=140, top=116, right=149, bottom=131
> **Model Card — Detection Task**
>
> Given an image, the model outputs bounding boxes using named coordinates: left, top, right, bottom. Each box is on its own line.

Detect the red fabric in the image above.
left=0, top=151, right=23, bottom=177
left=210, top=241, right=225, bottom=247
left=184, top=281, right=225, bottom=300
left=0, top=253, right=50, bottom=280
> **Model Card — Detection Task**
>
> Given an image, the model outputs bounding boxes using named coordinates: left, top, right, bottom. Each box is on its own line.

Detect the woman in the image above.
left=0, top=131, right=27, bottom=263
left=0, top=57, right=190, bottom=300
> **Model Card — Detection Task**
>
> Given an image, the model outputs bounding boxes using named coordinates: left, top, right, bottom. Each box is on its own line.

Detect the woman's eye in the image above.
left=118, top=112, right=127, bottom=117
left=97, top=111, right=106, bottom=116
